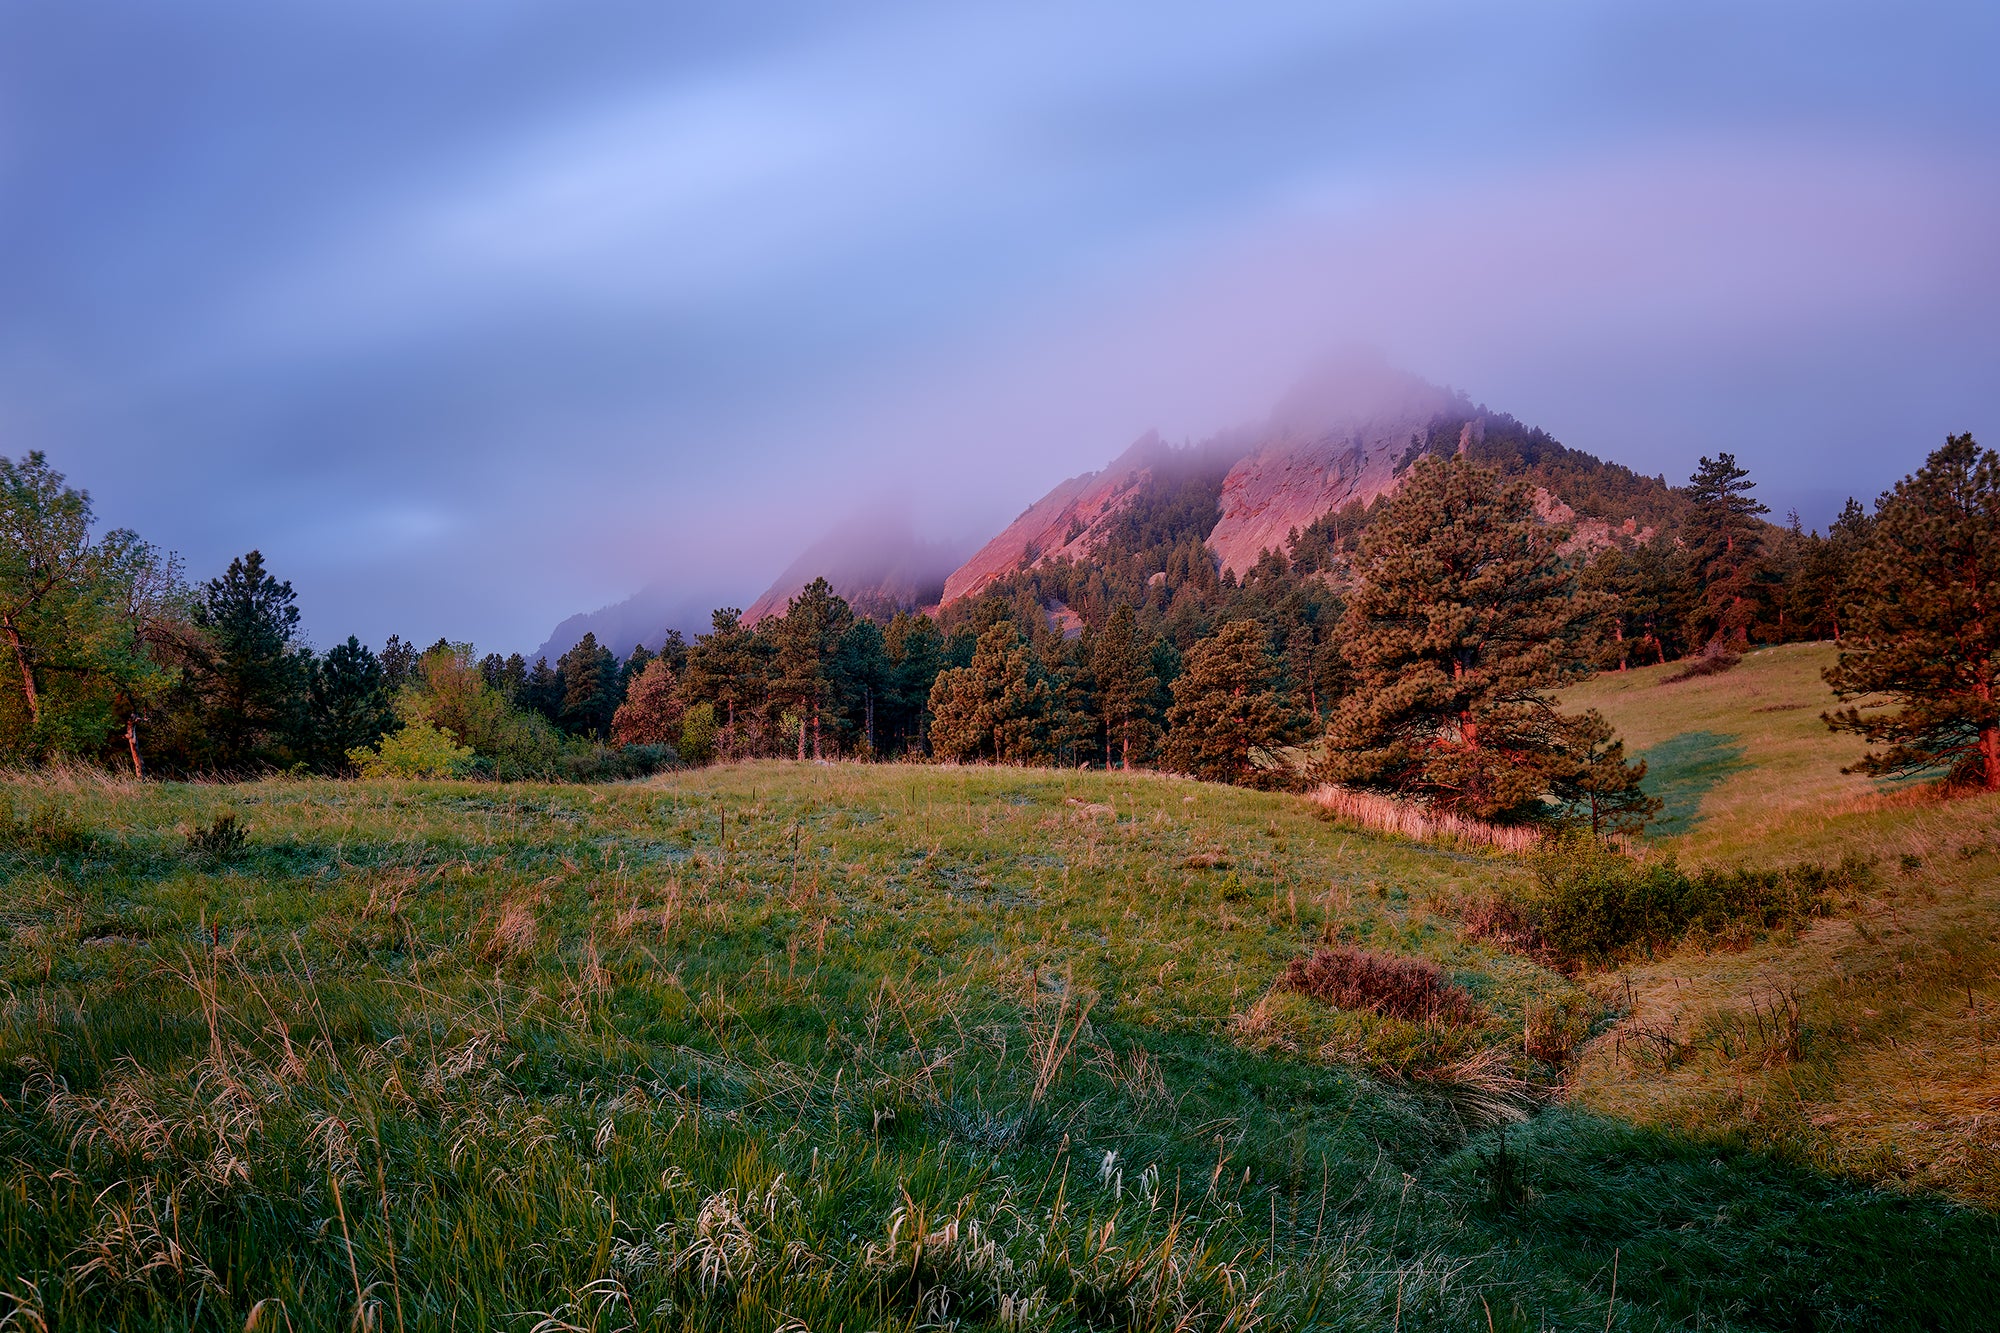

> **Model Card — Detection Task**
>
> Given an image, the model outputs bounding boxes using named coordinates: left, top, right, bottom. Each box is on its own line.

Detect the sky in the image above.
left=3, top=2, right=1997, bottom=652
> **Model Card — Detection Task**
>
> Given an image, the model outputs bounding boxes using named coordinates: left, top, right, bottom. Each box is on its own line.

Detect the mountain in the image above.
left=530, top=585, right=716, bottom=665
left=743, top=510, right=965, bottom=625
left=938, top=354, right=1673, bottom=607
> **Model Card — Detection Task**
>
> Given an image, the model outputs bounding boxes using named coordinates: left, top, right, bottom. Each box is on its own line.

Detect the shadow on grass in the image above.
left=1638, top=730, right=1750, bottom=836
left=1444, top=1113, right=2000, bottom=1333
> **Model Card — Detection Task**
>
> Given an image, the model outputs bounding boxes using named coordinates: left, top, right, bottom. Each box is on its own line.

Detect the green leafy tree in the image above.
left=349, top=717, right=474, bottom=779
left=679, top=701, right=719, bottom=766
left=1317, top=454, right=1647, bottom=823
left=1682, top=452, right=1769, bottom=649
left=1824, top=434, right=2000, bottom=789
left=400, top=643, right=564, bottom=778
left=0, top=451, right=89, bottom=734
left=309, top=637, right=395, bottom=773
left=192, top=551, right=310, bottom=772
left=1161, top=620, right=1298, bottom=786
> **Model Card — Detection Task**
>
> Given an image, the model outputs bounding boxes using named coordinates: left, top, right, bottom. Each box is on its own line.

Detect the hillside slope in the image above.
left=3, top=753, right=1997, bottom=1327
left=1567, top=644, right=2000, bottom=1204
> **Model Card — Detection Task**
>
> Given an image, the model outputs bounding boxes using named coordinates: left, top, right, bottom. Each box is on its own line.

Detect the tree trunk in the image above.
left=812, top=707, right=822, bottom=762
left=126, top=719, right=145, bottom=780
left=1614, top=621, right=1628, bottom=671
left=1984, top=723, right=2000, bottom=791
left=797, top=699, right=808, bottom=761
left=1120, top=732, right=1130, bottom=771
left=2, top=617, right=39, bottom=725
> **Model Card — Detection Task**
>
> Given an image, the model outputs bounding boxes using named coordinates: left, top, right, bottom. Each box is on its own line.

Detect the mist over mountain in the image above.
left=743, top=510, right=966, bottom=626
left=533, top=354, right=1675, bottom=658
left=937, top=354, right=1673, bottom=611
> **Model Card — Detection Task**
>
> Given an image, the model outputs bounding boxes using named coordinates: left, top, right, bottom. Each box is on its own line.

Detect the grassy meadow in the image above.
left=3, top=644, right=1999, bottom=1329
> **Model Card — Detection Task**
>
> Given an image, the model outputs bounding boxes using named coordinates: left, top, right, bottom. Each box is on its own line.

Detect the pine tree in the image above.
left=558, top=632, right=621, bottom=737
left=1091, top=604, right=1159, bottom=769
left=927, top=622, right=1051, bottom=763
left=309, top=637, right=395, bottom=772
left=1682, top=452, right=1769, bottom=649
left=1161, top=620, right=1297, bottom=786
left=379, top=635, right=419, bottom=691
left=193, top=551, right=310, bottom=771
left=1824, top=434, right=2000, bottom=789
left=522, top=656, right=564, bottom=723
left=883, top=611, right=944, bottom=754
left=684, top=608, right=762, bottom=732
left=1317, top=454, right=1647, bottom=823
left=771, top=578, right=854, bottom=760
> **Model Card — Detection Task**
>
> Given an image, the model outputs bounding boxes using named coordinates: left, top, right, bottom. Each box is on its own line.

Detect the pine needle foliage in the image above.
left=1824, top=433, right=2000, bottom=789
left=1317, top=454, right=1649, bottom=826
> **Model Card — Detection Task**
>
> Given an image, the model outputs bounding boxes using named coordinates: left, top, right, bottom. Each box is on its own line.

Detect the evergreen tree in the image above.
left=622, top=643, right=656, bottom=688
left=379, top=634, right=419, bottom=691
left=1682, top=452, right=1769, bottom=648
left=193, top=551, right=310, bottom=771
left=1161, top=620, right=1297, bottom=786
left=684, top=608, right=762, bottom=731
left=927, top=622, right=1051, bottom=763
left=1824, top=434, right=2000, bottom=788
left=522, top=656, right=564, bottom=723
left=557, top=632, right=621, bottom=737
left=1317, top=455, right=1647, bottom=823
left=883, top=611, right=944, bottom=754
left=309, top=637, right=395, bottom=772
left=1091, top=604, right=1159, bottom=769
left=770, top=578, right=854, bottom=760
left=833, top=617, right=890, bottom=757
left=658, top=628, right=689, bottom=675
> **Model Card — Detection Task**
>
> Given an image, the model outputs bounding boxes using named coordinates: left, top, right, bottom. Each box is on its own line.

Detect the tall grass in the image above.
left=0, top=765, right=1994, bottom=1328
left=1306, top=785, right=1541, bottom=853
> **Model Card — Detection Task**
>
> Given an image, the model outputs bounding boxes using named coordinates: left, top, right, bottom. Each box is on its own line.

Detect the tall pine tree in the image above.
left=1317, top=455, right=1648, bottom=824
left=1824, top=434, right=2000, bottom=789
left=1161, top=619, right=1297, bottom=786
left=193, top=551, right=309, bottom=772
left=1682, top=452, right=1769, bottom=649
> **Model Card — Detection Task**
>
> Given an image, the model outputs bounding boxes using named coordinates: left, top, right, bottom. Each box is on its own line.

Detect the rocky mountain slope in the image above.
left=743, top=510, right=964, bottom=625
left=937, top=356, right=1664, bottom=609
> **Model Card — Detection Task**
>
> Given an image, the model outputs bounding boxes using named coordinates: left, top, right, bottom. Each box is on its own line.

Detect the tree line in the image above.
left=5, top=432, right=1995, bottom=817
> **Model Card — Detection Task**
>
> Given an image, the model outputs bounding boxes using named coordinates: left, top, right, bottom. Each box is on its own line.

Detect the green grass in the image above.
left=3, top=760, right=1997, bottom=1329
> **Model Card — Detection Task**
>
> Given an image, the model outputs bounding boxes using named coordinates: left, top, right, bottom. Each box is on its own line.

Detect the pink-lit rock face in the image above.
left=938, top=431, right=1166, bottom=605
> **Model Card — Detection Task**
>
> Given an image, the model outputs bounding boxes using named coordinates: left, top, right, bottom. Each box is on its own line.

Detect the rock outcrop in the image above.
left=937, top=431, right=1168, bottom=604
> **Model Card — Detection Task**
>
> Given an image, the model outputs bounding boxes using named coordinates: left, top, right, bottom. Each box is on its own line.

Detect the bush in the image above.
left=1525, top=836, right=1863, bottom=967
left=349, top=719, right=475, bottom=778
left=184, top=812, right=248, bottom=860
left=554, top=743, right=676, bottom=783
left=680, top=702, right=718, bottom=766
left=1282, top=947, right=1484, bottom=1025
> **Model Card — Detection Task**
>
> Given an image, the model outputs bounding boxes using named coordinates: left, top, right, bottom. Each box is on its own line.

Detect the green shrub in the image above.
left=680, top=701, right=718, bottom=766
left=348, top=718, right=475, bottom=778
left=1525, top=836, right=1865, bottom=967
left=553, top=742, right=676, bottom=783
left=184, top=812, right=248, bottom=860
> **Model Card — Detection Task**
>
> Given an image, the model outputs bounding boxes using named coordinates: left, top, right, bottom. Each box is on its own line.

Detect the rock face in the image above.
left=937, top=431, right=1168, bottom=604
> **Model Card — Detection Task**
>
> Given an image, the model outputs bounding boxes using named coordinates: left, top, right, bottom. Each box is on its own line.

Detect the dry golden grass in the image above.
left=1566, top=641, right=2000, bottom=1204
left=1306, top=784, right=1541, bottom=853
